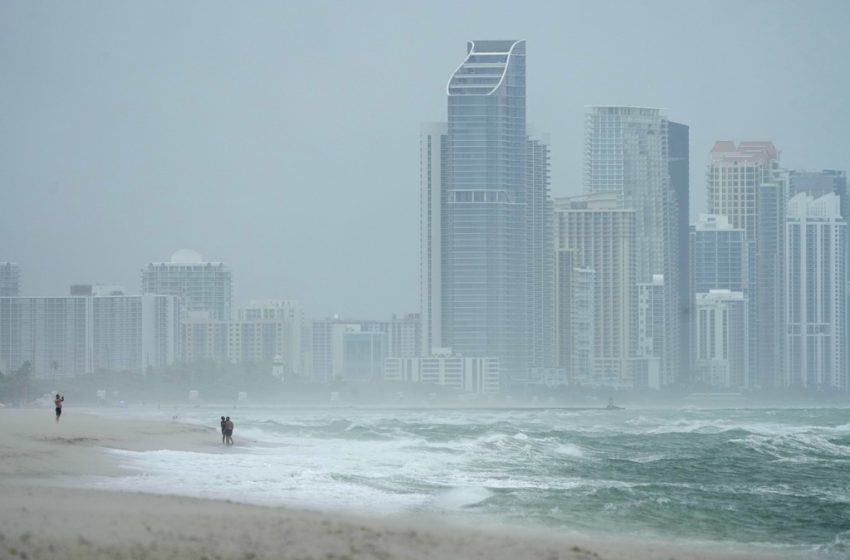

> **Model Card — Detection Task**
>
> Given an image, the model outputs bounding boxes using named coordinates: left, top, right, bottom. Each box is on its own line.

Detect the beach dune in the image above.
left=0, top=409, right=798, bottom=560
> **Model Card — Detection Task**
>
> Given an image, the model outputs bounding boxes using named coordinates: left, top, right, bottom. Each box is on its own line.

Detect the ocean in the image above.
left=89, top=407, right=850, bottom=557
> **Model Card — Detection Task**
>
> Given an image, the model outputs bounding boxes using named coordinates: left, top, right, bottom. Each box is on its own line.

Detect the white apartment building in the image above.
left=635, top=274, right=666, bottom=389
left=694, top=290, right=748, bottom=388
left=784, top=193, right=846, bottom=390
left=554, top=248, right=594, bottom=383
left=585, top=106, right=686, bottom=386
left=141, top=249, right=232, bottom=321
left=0, top=293, right=178, bottom=377
left=555, top=193, right=636, bottom=386
left=383, top=349, right=500, bottom=395
left=181, top=300, right=303, bottom=376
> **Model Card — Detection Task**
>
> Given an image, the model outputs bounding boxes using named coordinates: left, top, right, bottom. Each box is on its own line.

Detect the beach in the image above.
left=0, top=408, right=805, bottom=560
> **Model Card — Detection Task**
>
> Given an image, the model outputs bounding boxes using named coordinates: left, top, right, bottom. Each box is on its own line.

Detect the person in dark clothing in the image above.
left=54, top=394, right=64, bottom=422
left=224, top=416, right=234, bottom=446
left=220, top=416, right=226, bottom=445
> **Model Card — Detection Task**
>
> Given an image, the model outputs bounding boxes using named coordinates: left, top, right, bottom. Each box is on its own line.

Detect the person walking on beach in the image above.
left=220, top=415, right=227, bottom=445
left=54, top=394, right=64, bottom=422
left=224, top=416, right=234, bottom=446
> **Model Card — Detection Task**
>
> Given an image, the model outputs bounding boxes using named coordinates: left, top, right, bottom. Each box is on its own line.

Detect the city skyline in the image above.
left=3, top=1, right=849, bottom=318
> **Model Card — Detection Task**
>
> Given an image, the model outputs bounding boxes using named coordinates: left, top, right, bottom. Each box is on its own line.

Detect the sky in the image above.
left=1, top=0, right=848, bottom=319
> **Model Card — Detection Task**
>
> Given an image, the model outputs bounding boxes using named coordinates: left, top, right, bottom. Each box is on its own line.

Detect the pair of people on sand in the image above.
left=220, top=416, right=234, bottom=445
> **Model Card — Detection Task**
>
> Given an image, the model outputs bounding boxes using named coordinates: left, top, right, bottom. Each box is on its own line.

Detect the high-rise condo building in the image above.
left=707, top=141, right=785, bottom=388
left=707, top=141, right=779, bottom=239
left=420, top=40, right=553, bottom=385
left=527, top=136, right=555, bottom=370
left=420, top=123, right=447, bottom=357
left=0, top=263, right=20, bottom=297
left=784, top=193, right=846, bottom=390
left=0, top=293, right=178, bottom=377
left=694, top=290, right=748, bottom=388
left=690, top=214, right=750, bottom=383
left=668, top=122, right=691, bottom=381
left=555, top=194, right=635, bottom=387
left=635, top=274, right=665, bottom=389
left=585, top=106, right=685, bottom=386
left=141, top=249, right=232, bottom=321
left=554, top=249, right=594, bottom=383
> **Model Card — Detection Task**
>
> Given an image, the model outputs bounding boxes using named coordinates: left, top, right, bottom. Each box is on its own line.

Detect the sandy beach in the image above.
left=0, top=408, right=802, bottom=560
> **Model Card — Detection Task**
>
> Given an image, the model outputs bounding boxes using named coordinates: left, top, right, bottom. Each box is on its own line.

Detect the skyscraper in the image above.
left=0, top=263, right=20, bottom=297
left=707, top=141, right=785, bottom=388
left=707, top=141, right=779, bottom=239
left=585, top=106, right=683, bottom=385
left=421, top=40, right=552, bottom=385
left=141, top=249, right=232, bottom=321
left=0, top=293, right=178, bottom=377
left=527, top=136, right=555, bottom=370
left=554, top=248, right=594, bottom=383
left=420, top=123, right=447, bottom=357
left=694, top=290, right=748, bottom=388
left=784, top=193, right=846, bottom=390
left=668, top=122, right=691, bottom=383
left=555, top=194, right=636, bottom=386
left=691, top=214, right=747, bottom=294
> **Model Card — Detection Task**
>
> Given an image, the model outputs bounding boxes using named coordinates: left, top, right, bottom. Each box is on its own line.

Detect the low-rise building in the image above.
left=383, top=349, right=500, bottom=394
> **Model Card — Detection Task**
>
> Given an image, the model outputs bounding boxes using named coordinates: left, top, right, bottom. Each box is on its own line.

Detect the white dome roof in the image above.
left=170, top=249, right=203, bottom=264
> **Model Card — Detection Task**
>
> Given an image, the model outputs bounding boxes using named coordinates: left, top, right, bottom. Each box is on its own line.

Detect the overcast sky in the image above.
left=2, top=0, right=848, bottom=318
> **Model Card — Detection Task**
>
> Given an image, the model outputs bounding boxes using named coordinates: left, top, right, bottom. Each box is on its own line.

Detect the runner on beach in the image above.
left=224, top=416, right=234, bottom=446
left=220, top=416, right=226, bottom=445
left=54, top=394, right=64, bottom=422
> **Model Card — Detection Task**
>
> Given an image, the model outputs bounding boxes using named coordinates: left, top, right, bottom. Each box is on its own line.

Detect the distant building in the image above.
left=0, top=263, right=20, bottom=297
left=555, top=193, right=635, bottom=387
left=784, top=193, right=846, bottom=390
left=690, top=214, right=750, bottom=382
left=789, top=170, right=847, bottom=219
left=342, top=328, right=386, bottom=382
left=383, top=349, right=500, bottom=395
left=691, top=215, right=747, bottom=293
left=421, top=40, right=553, bottom=387
left=70, top=284, right=126, bottom=297
left=554, top=249, right=594, bottom=383
left=0, top=293, right=178, bottom=377
left=181, top=300, right=303, bottom=375
left=312, top=315, right=420, bottom=382
left=694, top=290, right=748, bottom=388
left=141, top=249, right=232, bottom=321
left=707, top=141, right=785, bottom=388
left=635, top=275, right=666, bottom=389
left=420, top=122, right=448, bottom=357
left=585, top=106, right=684, bottom=386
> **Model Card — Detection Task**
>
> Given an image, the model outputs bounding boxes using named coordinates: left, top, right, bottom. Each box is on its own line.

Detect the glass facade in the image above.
left=443, top=40, right=529, bottom=381
left=584, top=106, right=680, bottom=385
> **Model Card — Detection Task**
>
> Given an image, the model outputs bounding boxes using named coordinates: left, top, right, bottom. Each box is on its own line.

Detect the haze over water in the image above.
left=89, top=407, right=850, bottom=558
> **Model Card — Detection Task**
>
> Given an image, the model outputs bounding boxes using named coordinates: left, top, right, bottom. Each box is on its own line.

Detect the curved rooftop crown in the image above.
left=447, top=40, right=524, bottom=96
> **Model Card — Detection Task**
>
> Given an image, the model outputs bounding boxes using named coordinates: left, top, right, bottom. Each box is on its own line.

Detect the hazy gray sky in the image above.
left=2, top=0, right=848, bottom=318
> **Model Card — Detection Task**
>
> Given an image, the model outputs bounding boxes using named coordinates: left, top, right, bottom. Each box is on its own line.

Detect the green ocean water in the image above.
left=103, top=407, right=850, bottom=557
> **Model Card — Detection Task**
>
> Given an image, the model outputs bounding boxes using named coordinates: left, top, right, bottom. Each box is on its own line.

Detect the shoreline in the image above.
left=0, top=408, right=805, bottom=560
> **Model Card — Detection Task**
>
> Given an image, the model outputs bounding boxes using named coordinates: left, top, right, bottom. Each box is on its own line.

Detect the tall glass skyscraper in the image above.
left=584, top=106, right=684, bottom=386
left=420, top=40, right=552, bottom=384
left=444, top=39, right=527, bottom=380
